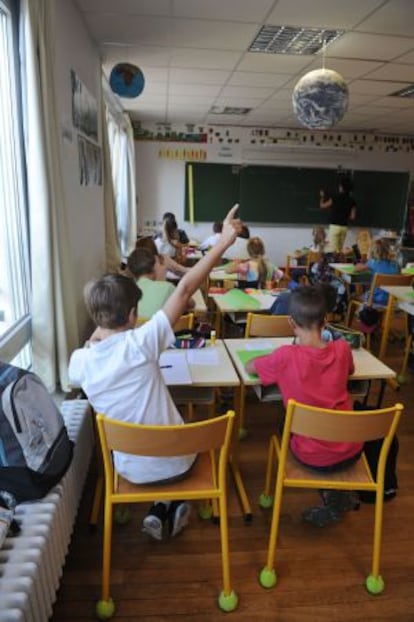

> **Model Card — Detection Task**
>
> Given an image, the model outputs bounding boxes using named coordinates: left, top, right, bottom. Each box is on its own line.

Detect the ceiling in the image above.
left=74, top=0, right=414, bottom=135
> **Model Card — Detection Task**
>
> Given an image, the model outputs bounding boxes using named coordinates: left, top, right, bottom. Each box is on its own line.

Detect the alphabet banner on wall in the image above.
left=158, top=147, right=207, bottom=161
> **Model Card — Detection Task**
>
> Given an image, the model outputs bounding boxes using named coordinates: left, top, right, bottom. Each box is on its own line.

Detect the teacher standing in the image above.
left=320, top=175, right=357, bottom=253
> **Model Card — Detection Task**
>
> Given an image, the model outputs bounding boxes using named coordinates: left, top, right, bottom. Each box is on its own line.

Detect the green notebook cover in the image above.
left=237, top=349, right=273, bottom=379
left=220, top=289, right=261, bottom=310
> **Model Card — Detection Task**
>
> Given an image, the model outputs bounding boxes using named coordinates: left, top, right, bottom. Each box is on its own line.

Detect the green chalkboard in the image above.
left=184, top=162, right=409, bottom=229
left=352, top=170, right=409, bottom=229
left=184, top=162, right=239, bottom=221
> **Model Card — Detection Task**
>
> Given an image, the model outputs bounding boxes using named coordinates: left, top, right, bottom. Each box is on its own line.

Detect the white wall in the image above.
left=54, top=0, right=105, bottom=336
left=135, top=140, right=414, bottom=267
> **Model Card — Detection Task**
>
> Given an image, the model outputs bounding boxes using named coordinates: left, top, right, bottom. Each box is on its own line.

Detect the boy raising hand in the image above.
left=69, top=205, right=239, bottom=540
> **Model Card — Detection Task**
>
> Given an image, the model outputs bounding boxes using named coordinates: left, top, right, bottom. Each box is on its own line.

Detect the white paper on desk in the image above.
left=244, top=340, right=274, bottom=351
left=159, top=351, right=192, bottom=385
left=187, top=348, right=220, bottom=365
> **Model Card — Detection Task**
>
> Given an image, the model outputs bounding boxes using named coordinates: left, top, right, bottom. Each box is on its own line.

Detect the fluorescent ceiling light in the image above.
left=249, top=25, right=345, bottom=55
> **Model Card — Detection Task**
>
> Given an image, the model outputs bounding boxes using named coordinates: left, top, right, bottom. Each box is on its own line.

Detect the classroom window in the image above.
left=0, top=0, right=31, bottom=367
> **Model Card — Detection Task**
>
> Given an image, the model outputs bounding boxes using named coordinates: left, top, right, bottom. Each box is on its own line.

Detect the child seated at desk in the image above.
left=355, top=238, right=399, bottom=305
left=68, top=205, right=240, bottom=541
left=135, top=236, right=189, bottom=280
left=126, top=248, right=194, bottom=319
left=200, top=221, right=223, bottom=251
left=225, top=237, right=283, bottom=288
left=245, top=286, right=362, bottom=527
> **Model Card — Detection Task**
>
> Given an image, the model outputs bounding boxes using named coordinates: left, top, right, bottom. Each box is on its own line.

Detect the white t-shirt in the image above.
left=200, top=232, right=220, bottom=251
left=68, top=311, right=196, bottom=483
left=223, top=237, right=249, bottom=260
left=155, top=236, right=176, bottom=258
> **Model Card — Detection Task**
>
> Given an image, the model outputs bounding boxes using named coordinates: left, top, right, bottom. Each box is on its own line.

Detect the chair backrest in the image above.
left=285, top=399, right=403, bottom=445
left=357, top=229, right=372, bottom=259
left=366, top=273, right=413, bottom=305
left=305, top=251, right=322, bottom=271
left=136, top=317, right=149, bottom=328
left=245, top=312, right=294, bottom=338
left=173, top=312, right=195, bottom=332
left=96, top=410, right=235, bottom=458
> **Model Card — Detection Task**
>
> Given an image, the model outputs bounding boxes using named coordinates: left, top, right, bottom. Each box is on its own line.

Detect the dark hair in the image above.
left=84, top=273, right=141, bottom=329
left=162, top=213, right=179, bottom=244
left=127, top=248, right=155, bottom=278
left=238, top=224, right=250, bottom=239
left=213, top=221, right=223, bottom=233
left=162, top=211, right=176, bottom=223
left=288, top=286, right=327, bottom=329
left=314, top=282, right=337, bottom=314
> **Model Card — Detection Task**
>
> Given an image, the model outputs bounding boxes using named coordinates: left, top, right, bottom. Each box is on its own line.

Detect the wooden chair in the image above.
left=173, top=312, right=194, bottom=333
left=346, top=273, right=413, bottom=353
left=95, top=411, right=238, bottom=619
left=258, top=399, right=403, bottom=594
left=245, top=313, right=294, bottom=338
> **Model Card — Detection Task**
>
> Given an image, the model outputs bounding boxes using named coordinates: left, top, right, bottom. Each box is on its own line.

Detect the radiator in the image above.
left=0, top=399, right=94, bottom=622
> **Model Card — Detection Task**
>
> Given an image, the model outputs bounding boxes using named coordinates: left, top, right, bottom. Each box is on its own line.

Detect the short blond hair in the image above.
left=370, top=239, right=392, bottom=261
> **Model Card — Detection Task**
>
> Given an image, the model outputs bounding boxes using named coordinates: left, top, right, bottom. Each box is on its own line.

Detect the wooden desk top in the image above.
left=210, top=291, right=276, bottom=312
left=224, top=337, right=396, bottom=386
left=192, top=289, right=207, bottom=313
left=163, top=340, right=239, bottom=387
left=380, top=285, right=414, bottom=316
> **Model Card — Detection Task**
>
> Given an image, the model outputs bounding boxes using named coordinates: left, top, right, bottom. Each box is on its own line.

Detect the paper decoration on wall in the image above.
left=158, top=148, right=207, bottom=160
left=109, top=63, right=145, bottom=98
left=292, top=68, right=349, bottom=129
left=78, top=136, right=102, bottom=186
left=71, top=69, right=98, bottom=141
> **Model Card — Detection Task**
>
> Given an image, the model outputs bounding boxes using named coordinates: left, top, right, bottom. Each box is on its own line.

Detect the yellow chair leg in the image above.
left=96, top=501, right=116, bottom=619
left=259, top=437, right=276, bottom=508
left=217, top=494, right=238, bottom=612
left=366, top=489, right=385, bottom=595
left=259, top=469, right=285, bottom=589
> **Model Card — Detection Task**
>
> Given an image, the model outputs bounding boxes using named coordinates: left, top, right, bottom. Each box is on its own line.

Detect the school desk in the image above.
left=160, top=340, right=252, bottom=519
left=224, top=337, right=397, bottom=439
left=379, top=285, right=414, bottom=379
left=209, top=288, right=277, bottom=337
left=329, top=262, right=372, bottom=285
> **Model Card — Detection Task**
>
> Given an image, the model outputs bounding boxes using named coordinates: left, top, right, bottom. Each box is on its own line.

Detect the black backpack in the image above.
left=0, top=362, right=73, bottom=504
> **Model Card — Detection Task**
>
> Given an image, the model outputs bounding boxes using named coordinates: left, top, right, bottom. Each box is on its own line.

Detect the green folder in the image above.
left=220, top=289, right=261, bottom=310
left=402, top=267, right=414, bottom=275
left=237, top=349, right=273, bottom=379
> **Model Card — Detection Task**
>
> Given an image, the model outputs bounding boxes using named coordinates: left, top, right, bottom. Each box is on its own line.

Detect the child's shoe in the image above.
left=142, top=502, right=168, bottom=540
left=320, top=490, right=360, bottom=513
left=167, top=501, right=191, bottom=537
left=302, top=505, right=340, bottom=527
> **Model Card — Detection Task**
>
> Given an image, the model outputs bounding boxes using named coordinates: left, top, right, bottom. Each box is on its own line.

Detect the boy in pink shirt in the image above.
left=245, top=286, right=362, bottom=526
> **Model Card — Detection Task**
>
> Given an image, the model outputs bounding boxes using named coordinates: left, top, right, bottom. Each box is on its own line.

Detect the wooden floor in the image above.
left=51, top=341, right=414, bottom=622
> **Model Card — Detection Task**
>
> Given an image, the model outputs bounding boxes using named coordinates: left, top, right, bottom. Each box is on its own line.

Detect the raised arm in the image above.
left=163, top=254, right=189, bottom=276
left=163, top=205, right=239, bottom=326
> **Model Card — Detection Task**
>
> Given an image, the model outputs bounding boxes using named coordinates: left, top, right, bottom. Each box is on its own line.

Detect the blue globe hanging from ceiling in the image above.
left=292, top=68, right=349, bottom=130
left=109, top=63, right=145, bottom=98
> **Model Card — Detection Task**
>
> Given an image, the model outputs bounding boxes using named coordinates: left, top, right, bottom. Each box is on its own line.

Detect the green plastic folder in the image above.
left=220, top=289, right=261, bottom=310
left=237, top=349, right=273, bottom=379
left=402, top=267, right=414, bottom=275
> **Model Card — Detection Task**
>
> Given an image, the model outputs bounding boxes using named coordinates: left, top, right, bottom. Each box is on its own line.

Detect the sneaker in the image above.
left=167, top=501, right=191, bottom=537
left=320, top=490, right=360, bottom=513
left=302, top=505, right=341, bottom=527
left=142, top=503, right=168, bottom=541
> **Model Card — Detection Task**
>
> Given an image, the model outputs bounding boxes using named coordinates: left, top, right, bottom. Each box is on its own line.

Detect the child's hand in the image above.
left=221, top=204, right=240, bottom=246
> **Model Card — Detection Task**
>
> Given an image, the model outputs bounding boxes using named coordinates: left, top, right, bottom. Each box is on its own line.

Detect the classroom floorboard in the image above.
left=51, top=340, right=414, bottom=622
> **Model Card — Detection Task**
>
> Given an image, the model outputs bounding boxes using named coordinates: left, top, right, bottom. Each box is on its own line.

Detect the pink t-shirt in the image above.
left=253, top=340, right=363, bottom=467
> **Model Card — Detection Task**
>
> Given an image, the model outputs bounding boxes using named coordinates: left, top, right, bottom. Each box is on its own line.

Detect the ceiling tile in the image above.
left=237, top=53, right=314, bottom=73
left=371, top=96, right=414, bottom=109
left=172, top=0, right=274, bottom=23
left=219, top=85, right=275, bottom=98
left=355, top=0, right=414, bottom=37
left=302, top=57, right=384, bottom=79
left=363, top=63, right=414, bottom=82
left=227, top=71, right=291, bottom=88
left=326, top=32, right=414, bottom=61
left=349, top=79, right=412, bottom=96
left=170, top=19, right=259, bottom=50
left=75, top=0, right=171, bottom=16
left=266, top=0, right=384, bottom=29
left=169, top=68, right=230, bottom=85
left=394, top=49, right=414, bottom=64
left=169, top=48, right=241, bottom=70
left=168, top=83, right=222, bottom=96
